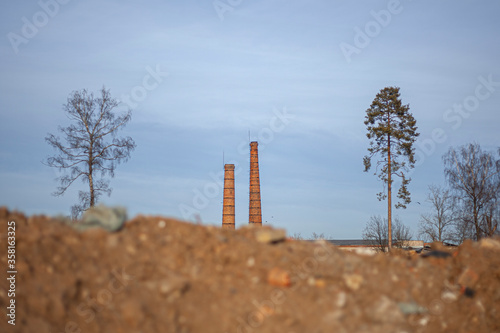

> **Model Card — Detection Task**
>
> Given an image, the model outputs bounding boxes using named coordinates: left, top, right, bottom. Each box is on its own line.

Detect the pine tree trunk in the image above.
left=387, top=133, right=392, bottom=250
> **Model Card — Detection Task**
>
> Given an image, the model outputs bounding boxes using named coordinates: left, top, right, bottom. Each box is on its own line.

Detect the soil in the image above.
left=1, top=207, right=500, bottom=333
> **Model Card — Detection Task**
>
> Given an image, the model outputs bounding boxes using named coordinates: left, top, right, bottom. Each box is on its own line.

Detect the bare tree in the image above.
left=363, top=215, right=387, bottom=251
left=310, top=232, right=326, bottom=240
left=418, top=185, right=455, bottom=243
left=290, top=233, right=303, bottom=240
left=44, top=87, right=136, bottom=218
left=443, top=143, right=500, bottom=240
left=452, top=197, right=499, bottom=243
left=452, top=210, right=475, bottom=244
left=362, top=215, right=412, bottom=252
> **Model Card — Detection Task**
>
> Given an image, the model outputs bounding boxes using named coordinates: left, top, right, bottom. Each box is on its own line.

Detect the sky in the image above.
left=1, top=0, right=499, bottom=239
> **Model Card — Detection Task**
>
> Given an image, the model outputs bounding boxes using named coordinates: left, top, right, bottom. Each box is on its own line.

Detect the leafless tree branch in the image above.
left=44, top=87, right=136, bottom=218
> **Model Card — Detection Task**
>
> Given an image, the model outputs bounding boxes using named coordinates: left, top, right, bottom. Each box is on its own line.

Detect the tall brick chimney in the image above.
left=249, top=141, right=262, bottom=226
left=222, top=164, right=235, bottom=229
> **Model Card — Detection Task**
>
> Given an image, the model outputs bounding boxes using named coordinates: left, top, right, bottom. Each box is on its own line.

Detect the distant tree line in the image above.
left=419, top=143, right=500, bottom=243
left=363, top=142, right=500, bottom=248
left=361, top=86, right=499, bottom=248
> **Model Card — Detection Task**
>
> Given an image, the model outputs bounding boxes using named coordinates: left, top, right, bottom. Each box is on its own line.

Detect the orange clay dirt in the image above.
left=1, top=207, right=500, bottom=333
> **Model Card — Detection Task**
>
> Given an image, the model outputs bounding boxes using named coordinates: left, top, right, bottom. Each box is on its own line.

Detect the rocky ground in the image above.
left=1, top=207, right=500, bottom=333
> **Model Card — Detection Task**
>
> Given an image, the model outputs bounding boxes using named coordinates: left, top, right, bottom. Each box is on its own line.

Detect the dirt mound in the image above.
left=1, top=207, right=500, bottom=333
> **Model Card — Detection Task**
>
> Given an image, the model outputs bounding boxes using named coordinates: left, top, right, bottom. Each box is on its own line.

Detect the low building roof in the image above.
left=326, top=239, right=375, bottom=247
left=307, top=239, right=424, bottom=248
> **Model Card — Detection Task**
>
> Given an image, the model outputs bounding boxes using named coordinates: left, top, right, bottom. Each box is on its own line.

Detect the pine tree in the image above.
left=363, top=87, right=419, bottom=249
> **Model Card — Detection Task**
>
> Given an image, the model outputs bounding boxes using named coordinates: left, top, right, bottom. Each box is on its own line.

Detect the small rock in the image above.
left=78, top=205, right=127, bottom=232
left=343, top=274, right=363, bottom=291
left=253, top=301, right=275, bottom=316
left=307, top=277, right=326, bottom=288
left=158, top=220, right=166, bottom=228
left=126, top=245, right=137, bottom=255
left=247, top=257, right=255, bottom=267
left=144, top=275, right=190, bottom=296
left=458, top=268, right=479, bottom=288
left=315, top=279, right=326, bottom=288
left=460, top=286, right=476, bottom=298
left=334, top=291, right=347, bottom=308
left=398, top=302, right=427, bottom=315
left=441, top=290, right=459, bottom=303
left=476, top=300, right=485, bottom=312
left=418, top=315, right=431, bottom=326
left=255, top=229, right=286, bottom=244
left=268, top=267, right=291, bottom=287
left=307, top=277, right=316, bottom=286
left=479, top=238, right=500, bottom=251
left=369, top=296, right=405, bottom=323
left=162, top=279, right=189, bottom=295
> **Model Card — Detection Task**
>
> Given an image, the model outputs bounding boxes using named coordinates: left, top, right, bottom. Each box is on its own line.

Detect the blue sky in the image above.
left=1, top=0, right=499, bottom=238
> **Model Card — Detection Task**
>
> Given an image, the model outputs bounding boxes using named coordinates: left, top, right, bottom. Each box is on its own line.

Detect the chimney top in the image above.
left=224, top=164, right=235, bottom=170
left=250, top=141, right=258, bottom=147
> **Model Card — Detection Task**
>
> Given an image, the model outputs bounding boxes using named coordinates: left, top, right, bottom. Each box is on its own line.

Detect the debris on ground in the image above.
left=1, top=207, right=499, bottom=333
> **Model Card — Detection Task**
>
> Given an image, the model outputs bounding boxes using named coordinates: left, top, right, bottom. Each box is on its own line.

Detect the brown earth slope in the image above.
left=1, top=207, right=500, bottom=333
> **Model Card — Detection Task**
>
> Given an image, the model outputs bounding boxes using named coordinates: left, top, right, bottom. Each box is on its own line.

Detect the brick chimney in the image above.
left=222, top=164, right=235, bottom=229
left=249, top=141, right=262, bottom=226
